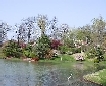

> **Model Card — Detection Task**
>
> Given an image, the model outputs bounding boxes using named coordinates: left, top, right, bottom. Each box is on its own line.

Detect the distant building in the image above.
left=0, top=21, right=3, bottom=47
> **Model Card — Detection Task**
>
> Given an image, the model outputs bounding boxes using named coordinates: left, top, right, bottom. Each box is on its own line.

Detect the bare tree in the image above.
left=0, top=22, right=11, bottom=41
left=36, top=15, right=49, bottom=35
left=92, top=16, right=106, bottom=47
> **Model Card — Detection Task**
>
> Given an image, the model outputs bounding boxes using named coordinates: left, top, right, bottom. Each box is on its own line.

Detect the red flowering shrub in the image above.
left=50, top=39, right=62, bottom=49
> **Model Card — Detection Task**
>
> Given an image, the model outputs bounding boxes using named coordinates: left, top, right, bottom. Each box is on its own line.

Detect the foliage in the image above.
left=95, top=47, right=104, bottom=61
left=70, top=48, right=76, bottom=54
left=36, top=15, right=49, bottom=34
left=2, top=15, right=106, bottom=64
left=3, top=40, right=23, bottom=58
left=59, top=45, right=69, bottom=54
left=91, top=16, right=106, bottom=47
left=86, top=48, right=96, bottom=59
left=94, top=58, right=100, bottom=63
left=50, top=39, right=62, bottom=49
left=23, top=44, right=37, bottom=58
left=86, top=47, right=104, bottom=62
left=83, top=69, right=106, bottom=86
left=75, top=47, right=81, bottom=53
left=36, top=34, right=51, bottom=59
left=23, top=50, right=36, bottom=58
left=70, top=47, right=81, bottom=54
left=1, top=22, right=11, bottom=41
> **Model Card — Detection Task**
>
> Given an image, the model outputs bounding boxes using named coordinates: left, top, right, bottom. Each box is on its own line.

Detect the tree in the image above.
left=60, top=24, right=69, bottom=46
left=3, top=40, right=23, bottom=58
left=49, top=17, right=61, bottom=39
left=75, top=25, right=91, bottom=42
left=36, top=34, right=50, bottom=59
left=15, top=23, right=27, bottom=46
left=0, top=22, right=11, bottom=42
left=73, top=25, right=94, bottom=52
left=36, top=15, right=49, bottom=35
left=58, top=29, right=76, bottom=48
left=91, top=16, right=106, bottom=47
left=32, top=15, right=51, bottom=59
left=95, top=47, right=104, bottom=62
left=15, top=17, right=38, bottom=45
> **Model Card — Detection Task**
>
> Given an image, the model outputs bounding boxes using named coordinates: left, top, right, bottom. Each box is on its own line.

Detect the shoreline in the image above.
left=1, top=56, right=106, bottom=85
left=83, top=69, right=106, bottom=86
left=83, top=77, right=103, bottom=86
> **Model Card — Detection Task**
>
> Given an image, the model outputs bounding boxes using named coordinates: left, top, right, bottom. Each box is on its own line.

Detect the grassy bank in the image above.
left=39, top=54, right=76, bottom=63
left=0, top=48, right=4, bottom=59
left=83, top=69, right=106, bottom=86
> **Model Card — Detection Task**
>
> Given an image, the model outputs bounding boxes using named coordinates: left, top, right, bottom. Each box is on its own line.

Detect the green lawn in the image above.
left=0, top=48, right=4, bottom=59
left=39, top=54, right=76, bottom=63
left=83, top=69, right=106, bottom=86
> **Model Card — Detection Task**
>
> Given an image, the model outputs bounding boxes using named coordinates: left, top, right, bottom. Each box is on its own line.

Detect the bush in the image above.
left=75, top=48, right=81, bottom=53
left=95, top=47, right=104, bottom=61
left=36, top=34, right=51, bottom=59
left=50, top=39, right=61, bottom=49
left=29, top=52, right=37, bottom=58
left=3, top=40, right=23, bottom=58
left=70, top=48, right=81, bottom=54
left=85, top=48, right=96, bottom=59
left=23, top=50, right=30, bottom=58
left=70, top=48, right=76, bottom=54
left=59, top=46, right=69, bottom=54
left=94, top=58, right=99, bottom=63
left=23, top=50, right=37, bottom=58
left=23, top=44, right=37, bottom=58
left=86, top=47, right=104, bottom=62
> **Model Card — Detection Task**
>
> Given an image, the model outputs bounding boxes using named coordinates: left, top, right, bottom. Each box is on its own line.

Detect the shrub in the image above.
left=85, top=48, right=96, bottom=59
left=59, top=46, right=69, bottom=54
left=70, top=48, right=76, bottom=54
left=29, top=52, right=37, bottom=58
left=75, top=48, right=81, bottom=53
left=23, top=50, right=37, bottom=58
left=94, top=58, right=99, bottom=63
left=50, top=39, right=62, bottom=49
left=95, top=47, right=104, bottom=61
left=3, top=40, right=23, bottom=58
left=36, top=34, right=51, bottom=59
left=23, top=44, right=37, bottom=58
left=70, top=48, right=81, bottom=54
left=23, top=50, right=30, bottom=58
left=86, top=47, right=104, bottom=62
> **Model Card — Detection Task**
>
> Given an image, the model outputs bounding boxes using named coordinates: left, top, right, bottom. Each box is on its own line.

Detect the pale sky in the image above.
left=1, top=0, right=106, bottom=26
left=0, top=0, right=106, bottom=39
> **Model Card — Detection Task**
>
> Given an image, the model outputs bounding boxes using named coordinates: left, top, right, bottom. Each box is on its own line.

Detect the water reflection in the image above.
left=0, top=59, right=105, bottom=86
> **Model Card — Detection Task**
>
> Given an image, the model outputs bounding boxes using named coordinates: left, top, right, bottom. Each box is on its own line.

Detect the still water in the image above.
left=0, top=59, right=105, bottom=86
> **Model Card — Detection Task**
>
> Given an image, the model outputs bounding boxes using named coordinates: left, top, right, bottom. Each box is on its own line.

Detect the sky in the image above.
left=0, top=0, right=106, bottom=39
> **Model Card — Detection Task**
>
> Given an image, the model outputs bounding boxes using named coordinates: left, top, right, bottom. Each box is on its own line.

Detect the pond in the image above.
left=0, top=59, right=105, bottom=86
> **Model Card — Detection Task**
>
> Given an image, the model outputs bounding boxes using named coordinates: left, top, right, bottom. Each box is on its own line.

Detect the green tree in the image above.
left=3, top=40, right=23, bottom=58
left=91, top=16, right=106, bottom=47
left=36, top=34, right=50, bottom=59
left=63, top=30, right=75, bottom=48
left=95, top=47, right=104, bottom=62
